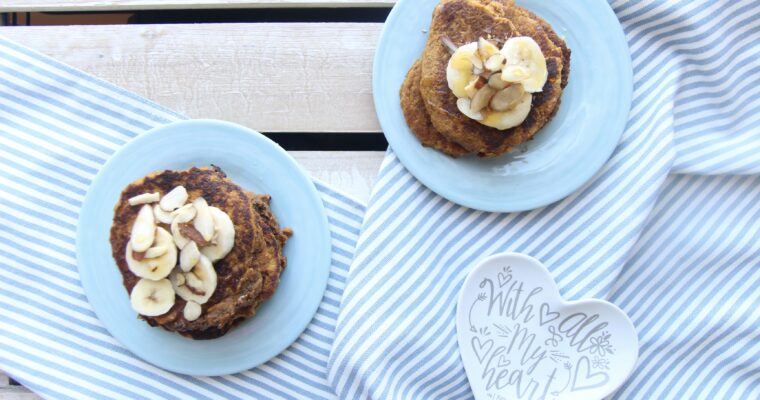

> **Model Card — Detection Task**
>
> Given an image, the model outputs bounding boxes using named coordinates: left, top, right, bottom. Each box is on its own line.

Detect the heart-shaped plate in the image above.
left=456, top=253, right=638, bottom=400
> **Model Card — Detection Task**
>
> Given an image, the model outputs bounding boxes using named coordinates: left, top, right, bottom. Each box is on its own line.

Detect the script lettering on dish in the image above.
left=467, top=266, right=614, bottom=399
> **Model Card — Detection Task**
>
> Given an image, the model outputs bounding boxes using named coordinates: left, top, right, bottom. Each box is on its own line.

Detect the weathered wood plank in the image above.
left=291, top=150, right=383, bottom=202
left=0, top=389, right=42, bottom=400
left=0, top=23, right=383, bottom=133
left=0, top=390, right=40, bottom=400
left=0, top=373, right=39, bottom=400
left=0, top=0, right=395, bottom=12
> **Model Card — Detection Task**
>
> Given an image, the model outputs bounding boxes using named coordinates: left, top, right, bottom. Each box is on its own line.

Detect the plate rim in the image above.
left=75, top=118, right=332, bottom=376
left=373, top=0, right=633, bottom=213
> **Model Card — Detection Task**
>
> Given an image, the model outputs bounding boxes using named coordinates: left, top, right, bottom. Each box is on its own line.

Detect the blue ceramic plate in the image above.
left=374, top=0, right=632, bottom=212
left=76, top=119, right=331, bottom=376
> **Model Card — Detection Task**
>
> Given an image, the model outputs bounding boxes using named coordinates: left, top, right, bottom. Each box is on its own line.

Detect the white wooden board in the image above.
left=0, top=373, right=38, bottom=400
left=0, top=23, right=383, bottom=133
left=1, top=0, right=395, bottom=12
left=292, top=150, right=383, bottom=202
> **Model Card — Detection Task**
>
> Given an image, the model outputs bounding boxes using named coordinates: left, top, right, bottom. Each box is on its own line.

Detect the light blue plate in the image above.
left=374, top=0, right=632, bottom=212
left=76, top=119, right=332, bottom=376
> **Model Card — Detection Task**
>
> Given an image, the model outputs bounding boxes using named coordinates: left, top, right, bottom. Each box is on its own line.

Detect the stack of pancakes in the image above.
left=401, top=0, right=570, bottom=158
left=110, top=166, right=290, bottom=339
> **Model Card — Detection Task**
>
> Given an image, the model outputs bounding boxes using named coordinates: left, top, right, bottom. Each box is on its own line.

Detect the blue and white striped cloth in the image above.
left=1, top=0, right=759, bottom=398
left=327, top=0, right=760, bottom=399
left=0, top=37, right=366, bottom=399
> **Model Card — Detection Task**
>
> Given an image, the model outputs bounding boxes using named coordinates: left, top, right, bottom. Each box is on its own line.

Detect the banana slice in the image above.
left=183, top=301, right=202, bottom=321
left=481, top=91, right=533, bottom=130
left=180, top=241, right=200, bottom=272
left=200, top=207, right=236, bottom=262
left=159, top=186, right=188, bottom=212
left=456, top=98, right=484, bottom=121
left=484, top=53, right=506, bottom=72
left=153, top=203, right=174, bottom=225
left=192, top=197, right=215, bottom=242
left=143, top=245, right=168, bottom=259
left=447, top=42, right=478, bottom=98
left=170, top=255, right=217, bottom=305
left=500, top=37, right=547, bottom=93
left=130, top=205, right=156, bottom=252
left=130, top=278, right=175, bottom=317
left=477, top=37, right=499, bottom=60
left=126, top=227, right=177, bottom=280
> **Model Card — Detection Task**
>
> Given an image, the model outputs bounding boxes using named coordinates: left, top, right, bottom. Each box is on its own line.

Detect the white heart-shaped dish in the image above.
left=457, top=253, right=638, bottom=400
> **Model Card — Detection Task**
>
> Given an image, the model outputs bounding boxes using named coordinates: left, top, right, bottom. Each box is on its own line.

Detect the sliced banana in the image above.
left=447, top=42, right=478, bottom=98
left=143, top=245, right=168, bottom=259
left=456, top=98, right=483, bottom=121
left=446, top=36, right=544, bottom=130
left=501, top=65, right=531, bottom=83
left=130, top=278, right=175, bottom=317
left=183, top=301, right=202, bottom=321
left=200, top=207, right=236, bottom=262
left=126, top=227, right=177, bottom=280
left=171, top=203, right=196, bottom=223
left=180, top=241, right=200, bottom=272
left=171, top=219, right=191, bottom=249
left=192, top=197, right=215, bottom=242
left=468, top=52, right=484, bottom=70
left=481, top=91, right=533, bottom=130
left=130, top=205, right=156, bottom=252
left=170, top=255, right=217, bottom=305
left=153, top=203, right=174, bottom=225
left=128, top=192, right=159, bottom=206
left=500, top=37, right=547, bottom=93
left=477, top=37, right=499, bottom=60
left=484, top=53, right=506, bottom=72
left=159, top=186, right=188, bottom=212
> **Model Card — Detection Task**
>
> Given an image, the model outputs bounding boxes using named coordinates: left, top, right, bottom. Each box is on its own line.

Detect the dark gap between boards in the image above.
left=263, top=132, right=388, bottom=151
left=0, top=8, right=391, bottom=26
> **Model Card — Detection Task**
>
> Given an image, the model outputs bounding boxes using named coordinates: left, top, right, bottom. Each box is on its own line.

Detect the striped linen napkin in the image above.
left=0, top=37, right=365, bottom=399
left=328, top=0, right=759, bottom=399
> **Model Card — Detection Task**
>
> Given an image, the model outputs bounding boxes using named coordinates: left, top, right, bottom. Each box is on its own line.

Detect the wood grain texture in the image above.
left=0, top=373, right=39, bottom=400
left=291, top=150, right=383, bottom=202
left=0, top=24, right=382, bottom=132
left=0, top=0, right=396, bottom=12
left=0, top=390, right=40, bottom=400
left=0, top=391, right=40, bottom=400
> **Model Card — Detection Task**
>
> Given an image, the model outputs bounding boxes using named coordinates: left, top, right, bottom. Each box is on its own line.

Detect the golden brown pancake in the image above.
left=413, top=0, right=569, bottom=157
left=520, top=8, right=571, bottom=89
left=250, top=193, right=291, bottom=302
left=110, top=166, right=290, bottom=339
left=401, top=60, right=471, bottom=157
